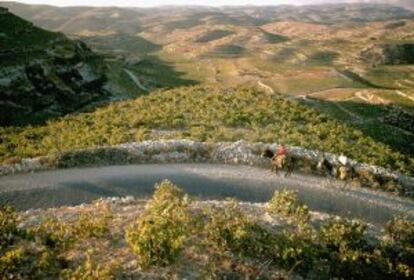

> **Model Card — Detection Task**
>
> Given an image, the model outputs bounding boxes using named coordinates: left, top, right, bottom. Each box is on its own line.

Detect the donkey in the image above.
left=317, top=154, right=356, bottom=188
left=316, top=155, right=336, bottom=178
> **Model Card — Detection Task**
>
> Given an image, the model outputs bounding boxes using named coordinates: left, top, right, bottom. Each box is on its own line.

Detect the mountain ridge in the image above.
left=0, top=7, right=111, bottom=126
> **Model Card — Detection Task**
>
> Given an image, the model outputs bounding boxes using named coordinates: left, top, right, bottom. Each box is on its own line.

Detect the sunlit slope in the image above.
left=1, top=86, right=412, bottom=174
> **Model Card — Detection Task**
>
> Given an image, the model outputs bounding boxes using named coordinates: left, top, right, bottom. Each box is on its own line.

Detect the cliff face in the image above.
left=0, top=9, right=109, bottom=126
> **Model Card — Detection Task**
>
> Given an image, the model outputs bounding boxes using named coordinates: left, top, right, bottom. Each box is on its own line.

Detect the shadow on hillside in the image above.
left=337, top=69, right=396, bottom=89
left=301, top=97, right=414, bottom=156
left=82, top=33, right=162, bottom=56
left=2, top=57, right=199, bottom=128
left=129, top=55, right=198, bottom=89
left=1, top=56, right=197, bottom=128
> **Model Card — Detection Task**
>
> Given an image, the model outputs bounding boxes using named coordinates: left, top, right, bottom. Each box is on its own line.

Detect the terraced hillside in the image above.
left=0, top=8, right=110, bottom=126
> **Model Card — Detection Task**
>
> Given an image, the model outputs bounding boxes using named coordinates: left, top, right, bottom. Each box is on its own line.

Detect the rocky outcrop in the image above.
left=0, top=10, right=109, bottom=126
left=0, top=140, right=412, bottom=197
left=361, top=43, right=414, bottom=66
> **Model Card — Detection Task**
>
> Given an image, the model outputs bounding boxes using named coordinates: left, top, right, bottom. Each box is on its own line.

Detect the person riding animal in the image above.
left=263, top=143, right=295, bottom=176
left=338, top=153, right=352, bottom=181
left=273, top=144, right=287, bottom=171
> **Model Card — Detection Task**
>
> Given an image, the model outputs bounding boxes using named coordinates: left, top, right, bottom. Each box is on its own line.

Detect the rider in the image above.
left=338, top=153, right=350, bottom=180
left=273, top=143, right=288, bottom=169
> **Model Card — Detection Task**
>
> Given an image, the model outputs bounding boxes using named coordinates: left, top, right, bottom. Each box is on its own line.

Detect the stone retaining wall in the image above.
left=1, top=140, right=412, bottom=197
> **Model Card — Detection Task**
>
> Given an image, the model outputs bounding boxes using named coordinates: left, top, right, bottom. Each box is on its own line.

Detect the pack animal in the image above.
left=262, top=148, right=295, bottom=177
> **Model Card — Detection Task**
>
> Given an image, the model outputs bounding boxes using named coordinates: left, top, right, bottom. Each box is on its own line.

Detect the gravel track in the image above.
left=0, top=164, right=413, bottom=224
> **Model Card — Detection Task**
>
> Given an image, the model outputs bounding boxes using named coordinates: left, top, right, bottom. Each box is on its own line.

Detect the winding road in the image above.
left=257, top=81, right=275, bottom=94
left=395, top=90, right=414, bottom=103
left=123, top=69, right=148, bottom=91
left=1, top=164, right=413, bottom=224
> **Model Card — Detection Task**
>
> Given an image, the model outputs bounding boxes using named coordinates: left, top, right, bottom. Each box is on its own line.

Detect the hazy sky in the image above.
left=3, top=0, right=360, bottom=7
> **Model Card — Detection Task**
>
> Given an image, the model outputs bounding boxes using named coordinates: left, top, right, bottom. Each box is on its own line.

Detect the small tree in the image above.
left=125, top=180, right=191, bottom=267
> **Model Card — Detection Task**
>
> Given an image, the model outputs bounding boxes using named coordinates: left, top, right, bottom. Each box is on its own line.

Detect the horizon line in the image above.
left=1, top=1, right=388, bottom=9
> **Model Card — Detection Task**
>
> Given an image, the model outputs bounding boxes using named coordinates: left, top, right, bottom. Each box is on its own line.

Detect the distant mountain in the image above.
left=0, top=7, right=110, bottom=126
left=0, top=2, right=144, bottom=35
left=367, top=0, right=414, bottom=10
left=276, top=1, right=414, bottom=11
left=2, top=1, right=413, bottom=36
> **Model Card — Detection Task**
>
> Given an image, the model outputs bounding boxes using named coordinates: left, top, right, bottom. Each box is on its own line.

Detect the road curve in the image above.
left=1, top=164, right=413, bottom=224
left=124, top=69, right=148, bottom=91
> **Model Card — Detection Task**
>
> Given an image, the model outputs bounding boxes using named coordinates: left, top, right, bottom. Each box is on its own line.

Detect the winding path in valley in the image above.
left=1, top=164, right=413, bottom=225
left=257, top=81, right=275, bottom=94
left=123, top=69, right=148, bottom=91
left=395, top=90, right=414, bottom=103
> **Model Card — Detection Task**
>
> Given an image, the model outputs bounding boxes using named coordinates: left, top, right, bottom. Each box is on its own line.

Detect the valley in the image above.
left=2, top=1, right=413, bottom=157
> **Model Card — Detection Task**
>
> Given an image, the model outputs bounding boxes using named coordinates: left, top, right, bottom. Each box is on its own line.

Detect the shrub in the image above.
left=202, top=202, right=321, bottom=277
left=0, top=207, right=66, bottom=278
left=0, top=206, right=19, bottom=251
left=147, top=180, right=190, bottom=215
left=329, top=246, right=390, bottom=279
left=33, top=206, right=111, bottom=251
left=385, top=216, right=414, bottom=247
left=0, top=246, right=27, bottom=276
left=383, top=216, right=414, bottom=278
left=32, top=218, right=73, bottom=251
left=204, top=200, right=276, bottom=259
left=0, top=206, right=116, bottom=279
left=1, top=241, right=65, bottom=279
left=72, top=210, right=111, bottom=239
left=268, top=189, right=310, bottom=223
left=316, top=217, right=382, bottom=279
left=60, top=251, right=118, bottom=280
left=0, top=220, right=64, bottom=279
left=125, top=180, right=191, bottom=267
left=273, top=232, right=328, bottom=277
left=319, top=217, right=367, bottom=249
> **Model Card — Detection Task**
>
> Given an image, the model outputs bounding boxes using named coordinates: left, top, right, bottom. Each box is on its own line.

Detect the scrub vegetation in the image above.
left=1, top=86, right=412, bottom=175
left=1, top=3, right=414, bottom=279
left=1, top=181, right=413, bottom=279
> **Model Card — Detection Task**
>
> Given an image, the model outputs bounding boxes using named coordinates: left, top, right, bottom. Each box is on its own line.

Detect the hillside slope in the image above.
left=0, top=3, right=413, bottom=167
left=0, top=7, right=111, bottom=126
left=1, top=85, right=412, bottom=175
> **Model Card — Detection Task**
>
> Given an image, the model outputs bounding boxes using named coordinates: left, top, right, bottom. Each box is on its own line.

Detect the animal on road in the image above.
left=262, top=148, right=295, bottom=177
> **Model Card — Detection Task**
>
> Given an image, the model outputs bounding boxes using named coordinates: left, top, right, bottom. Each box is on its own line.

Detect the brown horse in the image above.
left=262, top=148, right=295, bottom=177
